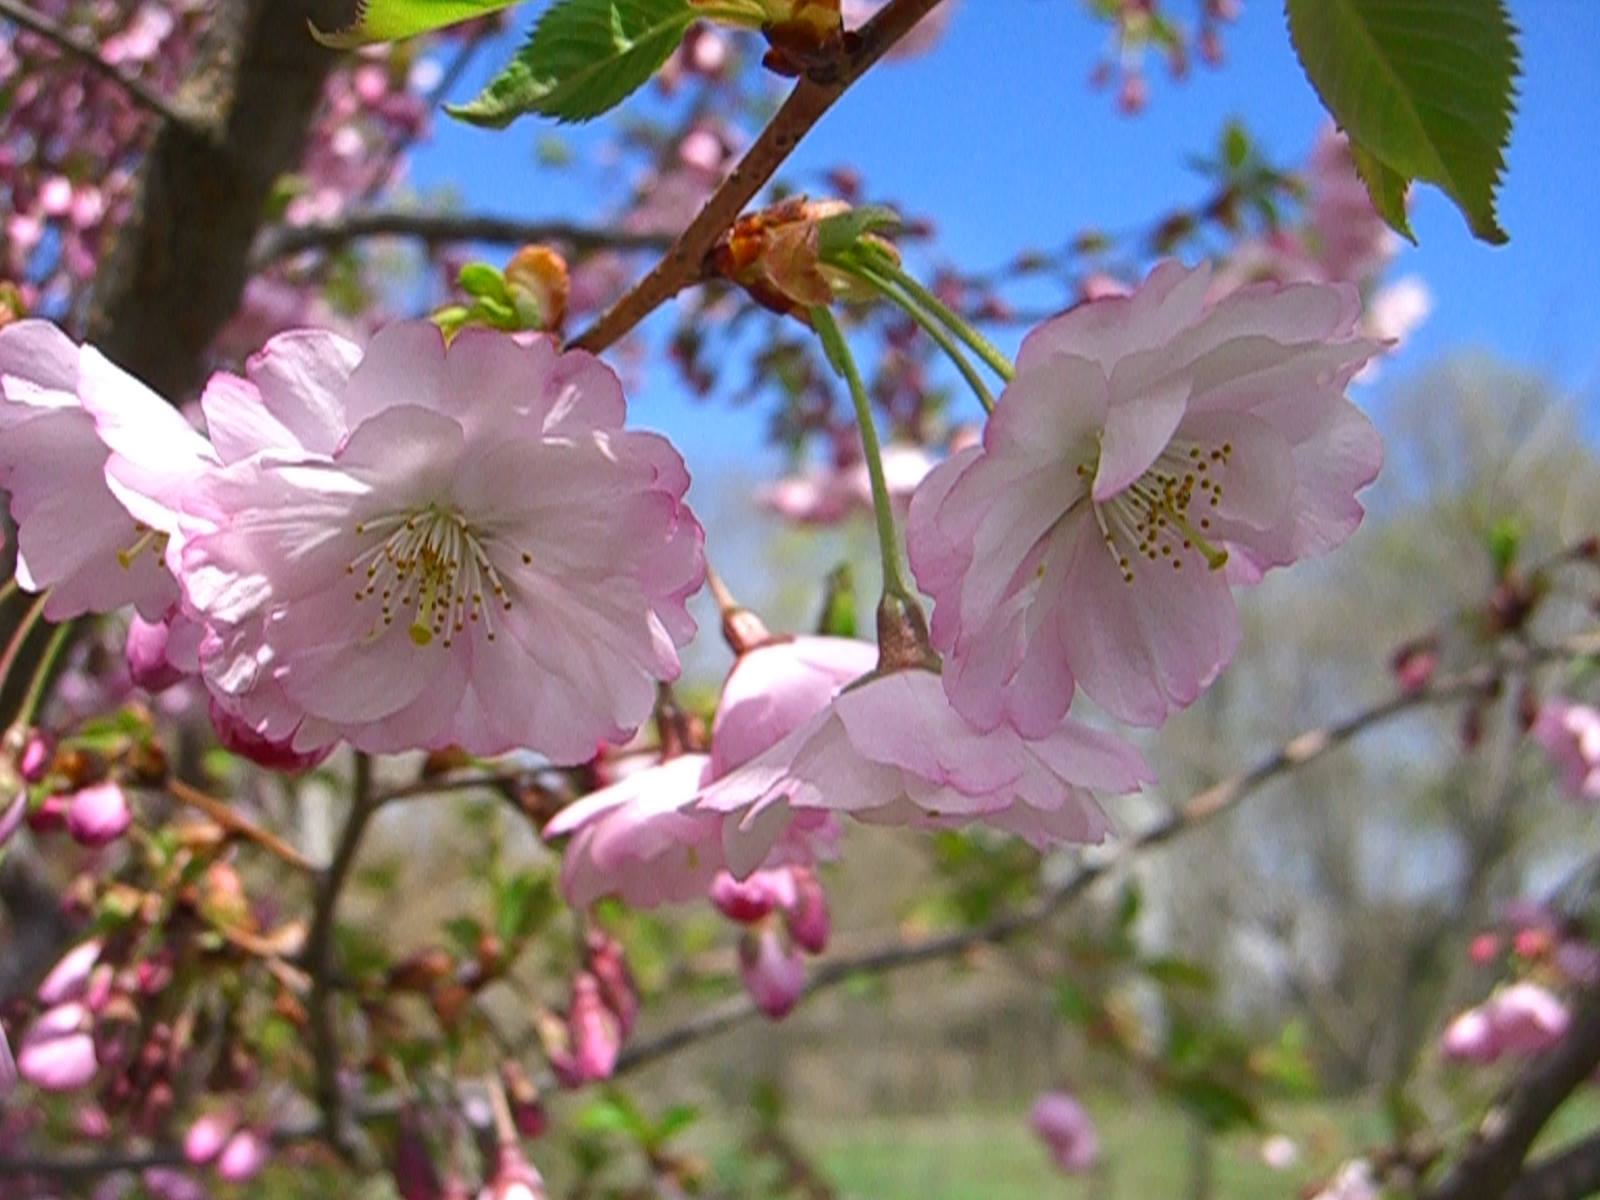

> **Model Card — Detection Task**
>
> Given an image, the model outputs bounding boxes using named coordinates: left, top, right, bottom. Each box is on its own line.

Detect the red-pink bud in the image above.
left=783, top=869, right=830, bottom=955
left=584, top=931, right=636, bottom=1038
left=1467, top=933, right=1501, bottom=966
left=739, top=929, right=806, bottom=1020
left=19, top=730, right=52, bottom=782
left=566, top=974, right=620, bottom=1084
left=710, top=870, right=784, bottom=924
left=208, top=699, right=332, bottom=774
left=37, top=939, right=101, bottom=1005
left=392, top=1107, right=443, bottom=1200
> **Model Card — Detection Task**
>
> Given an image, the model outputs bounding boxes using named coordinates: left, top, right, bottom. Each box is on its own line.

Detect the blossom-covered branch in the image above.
left=599, top=632, right=1600, bottom=1079
left=0, top=0, right=199, bottom=130
left=569, top=0, right=948, bottom=354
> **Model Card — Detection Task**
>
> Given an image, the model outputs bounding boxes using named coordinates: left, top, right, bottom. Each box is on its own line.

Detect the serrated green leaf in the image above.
left=1348, top=140, right=1414, bottom=242
left=450, top=0, right=694, bottom=127
left=313, top=0, right=522, bottom=48
left=1285, top=0, right=1519, bottom=244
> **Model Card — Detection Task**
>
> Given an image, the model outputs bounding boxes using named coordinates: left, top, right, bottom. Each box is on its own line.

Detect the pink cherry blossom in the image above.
left=547, top=637, right=872, bottom=907
left=16, top=1001, right=97, bottom=1091
left=1307, top=127, right=1396, bottom=286
left=1030, top=1091, right=1099, bottom=1174
left=0, top=321, right=180, bottom=619
left=1442, top=983, right=1571, bottom=1066
left=1441, top=1007, right=1500, bottom=1065
left=711, top=868, right=797, bottom=923
left=907, top=260, right=1383, bottom=730
left=1531, top=699, right=1600, bottom=802
left=739, top=928, right=807, bottom=1019
left=177, top=323, right=703, bottom=762
left=699, top=667, right=1150, bottom=876
left=65, top=781, right=132, bottom=847
left=546, top=973, right=621, bottom=1087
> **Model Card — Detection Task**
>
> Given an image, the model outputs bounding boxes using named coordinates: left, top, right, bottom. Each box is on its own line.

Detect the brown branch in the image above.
left=1423, top=988, right=1600, bottom=1200
left=166, top=779, right=316, bottom=873
left=0, top=0, right=202, bottom=130
left=567, top=0, right=949, bottom=355
left=1506, top=1133, right=1600, bottom=1200
left=303, top=752, right=377, bottom=1156
left=250, top=212, right=673, bottom=271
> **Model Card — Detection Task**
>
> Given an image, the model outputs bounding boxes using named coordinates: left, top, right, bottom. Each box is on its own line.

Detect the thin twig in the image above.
left=0, top=0, right=201, bottom=131
left=304, top=752, right=377, bottom=1155
left=567, top=0, right=949, bottom=355
left=251, top=212, right=672, bottom=271
left=166, top=779, right=316, bottom=873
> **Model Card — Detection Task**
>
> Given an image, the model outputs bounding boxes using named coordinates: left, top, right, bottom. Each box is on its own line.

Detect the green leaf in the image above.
left=815, top=563, right=857, bottom=638
left=1173, top=1075, right=1260, bottom=1133
left=457, top=262, right=510, bottom=303
left=1348, top=140, right=1413, bottom=241
left=450, top=0, right=694, bottom=127
left=313, top=0, right=522, bottom=48
left=1284, top=0, right=1519, bottom=244
left=1143, top=956, right=1214, bottom=993
left=817, top=206, right=901, bottom=260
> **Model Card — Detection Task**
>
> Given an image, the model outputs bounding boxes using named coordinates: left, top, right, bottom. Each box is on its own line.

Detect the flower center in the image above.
left=115, top=525, right=168, bottom=571
left=1076, top=438, right=1232, bottom=584
left=346, top=505, right=530, bottom=649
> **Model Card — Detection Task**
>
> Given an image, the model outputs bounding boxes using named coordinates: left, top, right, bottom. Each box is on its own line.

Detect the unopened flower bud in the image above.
left=66, top=782, right=131, bottom=847
left=784, top=868, right=830, bottom=954
left=215, top=1128, right=269, bottom=1182
left=393, top=1107, right=444, bottom=1200
left=739, top=928, right=806, bottom=1020
left=125, top=614, right=186, bottom=693
left=505, top=245, right=569, bottom=332
left=184, top=1112, right=235, bottom=1165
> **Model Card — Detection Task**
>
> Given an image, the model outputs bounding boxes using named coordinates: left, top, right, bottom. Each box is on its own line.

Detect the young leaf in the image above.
left=313, top=0, right=522, bottom=48
left=1284, top=0, right=1519, bottom=244
left=450, top=0, right=695, bottom=127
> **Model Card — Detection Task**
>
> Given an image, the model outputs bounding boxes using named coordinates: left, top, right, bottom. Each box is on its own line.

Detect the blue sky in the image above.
left=408, top=0, right=1600, bottom=479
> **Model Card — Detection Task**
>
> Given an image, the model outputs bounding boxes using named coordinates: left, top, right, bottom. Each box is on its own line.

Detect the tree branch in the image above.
left=250, top=212, right=673, bottom=271
left=567, top=0, right=949, bottom=355
left=0, top=0, right=202, bottom=131
left=166, top=779, right=316, bottom=873
left=303, top=752, right=377, bottom=1155
left=1423, top=988, right=1600, bottom=1200
left=85, top=0, right=345, bottom=399
left=1507, top=1133, right=1600, bottom=1200
left=6, top=631, right=1596, bottom=1181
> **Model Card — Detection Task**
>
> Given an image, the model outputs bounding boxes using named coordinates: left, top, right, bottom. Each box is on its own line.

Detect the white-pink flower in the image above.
left=699, top=667, right=1149, bottom=875
left=176, top=322, right=704, bottom=762
left=545, top=636, right=873, bottom=907
left=1441, top=982, right=1571, bottom=1066
left=907, top=260, right=1383, bottom=730
left=1531, top=699, right=1600, bottom=803
left=0, top=321, right=198, bottom=620
left=1030, top=1091, right=1099, bottom=1174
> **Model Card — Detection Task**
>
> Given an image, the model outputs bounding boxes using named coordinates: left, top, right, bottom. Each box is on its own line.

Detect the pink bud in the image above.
left=37, top=940, right=101, bottom=1005
left=39, top=176, right=72, bottom=217
left=1467, top=933, right=1501, bottom=966
left=215, top=1128, right=268, bottom=1182
left=66, top=782, right=132, bottom=847
left=126, top=614, right=186, bottom=693
left=19, top=731, right=52, bottom=781
left=1030, top=1091, right=1099, bottom=1174
left=783, top=869, right=830, bottom=955
left=739, top=929, right=806, bottom=1020
left=710, top=870, right=786, bottom=924
left=17, top=1003, right=97, bottom=1091
left=1117, top=72, right=1147, bottom=115
left=1514, top=927, right=1554, bottom=960
left=566, top=974, right=620, bottom=1083
left=208, top=700, right=332, bottom=773
left=584, top=931, right=636, bottom=1038
left=1441, top=1007, right=1499, bottom=1064
left=1491, top=983, right=1570, bottom=1055
left=184, top=1113, right=234, bottom=1165
left=27, top=792, right=68, bottom=832
left=392, top=1108, right=443, bottom=1200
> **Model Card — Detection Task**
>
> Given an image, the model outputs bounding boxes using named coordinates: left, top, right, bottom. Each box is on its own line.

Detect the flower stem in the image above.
left=0, top=592, right=49, bottom=702
left=838, top=259, right=994, bottom=413
left=850, top=247, right=1016, bottom=383
left=809, top=306, right=917, bottom=604
left=15, top=620, right=72, bottom=731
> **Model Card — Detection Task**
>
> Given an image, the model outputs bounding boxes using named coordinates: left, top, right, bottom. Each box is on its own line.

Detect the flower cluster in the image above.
left=1, top=318, right=705, bottom=765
